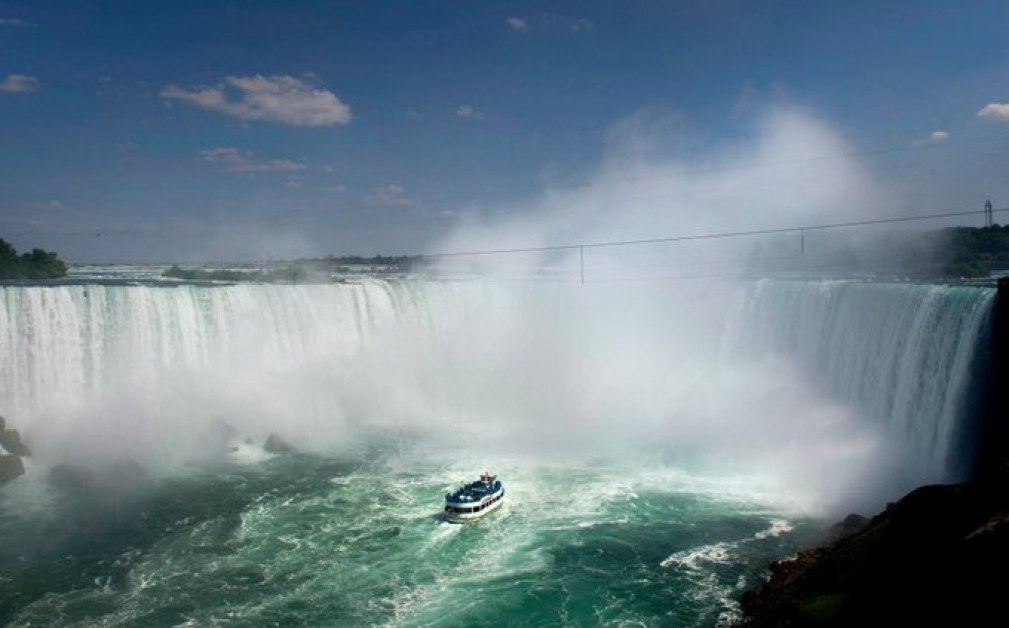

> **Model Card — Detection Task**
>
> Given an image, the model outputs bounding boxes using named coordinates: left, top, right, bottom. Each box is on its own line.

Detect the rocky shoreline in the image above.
left=736, top=480, right=1009, bottom=626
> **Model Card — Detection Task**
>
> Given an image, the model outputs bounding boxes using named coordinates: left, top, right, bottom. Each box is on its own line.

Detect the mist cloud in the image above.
left=433, top=106, right=886, bottom=275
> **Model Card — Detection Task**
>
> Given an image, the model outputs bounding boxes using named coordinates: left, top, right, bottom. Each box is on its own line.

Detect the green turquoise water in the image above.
left=0, top=444, right=819, bottom=627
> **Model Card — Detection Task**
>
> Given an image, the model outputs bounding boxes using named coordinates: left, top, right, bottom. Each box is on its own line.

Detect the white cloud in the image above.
left=161, top=75, right=352, bottom=126
left=200, top=147, right=307, bottom=173
left=0, top=18, right=35, bottom=27
left=366, top=184, right=413, bottom=207
left=0, top=74, right=39, bottom=93
left=913, top=129, right=949, bottom=146
left=506, top=15, right=592, bottom=34
left=506, top=17, right=529, bottom=32
left=456, top=104, right=486, bottom=120
left=978, top=102, right=1009, bottom=120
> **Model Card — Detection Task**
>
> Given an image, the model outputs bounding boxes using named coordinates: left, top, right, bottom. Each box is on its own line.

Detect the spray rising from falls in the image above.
left=0, top=277, right=994, bottom=510
left=731, top=280, right=994, bottom=490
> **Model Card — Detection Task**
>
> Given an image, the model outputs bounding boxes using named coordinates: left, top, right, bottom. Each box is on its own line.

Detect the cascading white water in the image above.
left=730, top=280, right=995, bottom=485
left=0, top=277, right=995, bottom=507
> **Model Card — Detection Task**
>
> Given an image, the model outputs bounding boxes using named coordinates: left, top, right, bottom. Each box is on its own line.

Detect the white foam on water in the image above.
left=660, top=542, right=736, bottom=570
left=226, top=439, right=276, bottom=465
left=754, top=518, right=794, bottom=539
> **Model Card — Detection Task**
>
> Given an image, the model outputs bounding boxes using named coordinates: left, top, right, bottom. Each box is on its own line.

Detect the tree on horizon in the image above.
left=0, top=238, right=68, bottom=280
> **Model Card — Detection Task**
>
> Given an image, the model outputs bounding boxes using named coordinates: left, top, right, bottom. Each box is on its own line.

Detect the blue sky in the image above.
left=2, top=0, right=1009, bottom=262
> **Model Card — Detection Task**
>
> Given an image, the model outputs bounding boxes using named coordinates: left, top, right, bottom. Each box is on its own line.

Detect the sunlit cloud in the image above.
left=456, top=104, right=486, bottom=120
left=912, top=129, right=949, bottom=146
left=0, top=74, right=39, bottom=93
left=161, top=75, right=352, bottom=126
left=366, top=184, right=413, bottom=207
left=505, top=17, right=529, bottom=32
left=977, top=102, right=1009, bottom=120
left=200, top=147, right=307, bottom=173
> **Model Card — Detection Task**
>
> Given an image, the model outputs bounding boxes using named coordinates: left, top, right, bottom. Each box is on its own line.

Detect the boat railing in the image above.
left=446, top=480, right=503, bottom=502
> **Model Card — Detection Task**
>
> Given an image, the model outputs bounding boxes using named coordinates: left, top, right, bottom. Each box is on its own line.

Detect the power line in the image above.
left=420, top=207, right=1007, bottom=259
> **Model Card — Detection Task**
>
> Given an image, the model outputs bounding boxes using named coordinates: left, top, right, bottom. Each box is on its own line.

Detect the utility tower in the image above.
left=985, top=199, right=994, bottom=227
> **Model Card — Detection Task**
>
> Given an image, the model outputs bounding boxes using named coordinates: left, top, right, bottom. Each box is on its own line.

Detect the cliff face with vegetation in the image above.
left=0, top=238, right=67, bottom=280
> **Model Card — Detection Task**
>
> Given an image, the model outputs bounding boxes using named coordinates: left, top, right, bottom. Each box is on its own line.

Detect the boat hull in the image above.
left=443, top=488, right=505, bottom=523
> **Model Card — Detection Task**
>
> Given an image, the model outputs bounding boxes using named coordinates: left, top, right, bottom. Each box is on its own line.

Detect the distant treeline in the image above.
left=162, top=226, right=1009, bottom=283
left=165, top=265, right=281, bottom=282
left=320, top=255, right=422, bottom=270
left=163, top=256, right=423, bottom=283
left=747, top=224, right=1009, bottom=280
left=0, top=238, right=68, bottom=280
left=942, top=225, right=1009, bottom=277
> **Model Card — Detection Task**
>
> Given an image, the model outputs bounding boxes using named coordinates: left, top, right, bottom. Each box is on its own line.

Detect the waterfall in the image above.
left=0, top=277, right=995, bottom=493
left=1, top=282, right=397, bottom=418
left=732, top=280, right=995, bottom=484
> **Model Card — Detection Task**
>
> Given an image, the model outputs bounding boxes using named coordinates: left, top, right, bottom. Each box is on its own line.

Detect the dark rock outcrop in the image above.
left=264, top=433, right=296, bottom=454
left=0, top=415, right=29, bottom=484
left=0, top=427, right=31, bottom=456
left=825, top=513, right=868, bottom=542
left=970, top=277, right=1009, bottom=482
left=0, top=454, right=25, bottom=483
left=739, top=482, right=1009, bottom=627
left=0, top=414, right=31, bottom=456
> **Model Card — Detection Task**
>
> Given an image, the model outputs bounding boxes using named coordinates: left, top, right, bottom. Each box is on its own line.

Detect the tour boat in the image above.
left=443, top=472, right=504, bottom=523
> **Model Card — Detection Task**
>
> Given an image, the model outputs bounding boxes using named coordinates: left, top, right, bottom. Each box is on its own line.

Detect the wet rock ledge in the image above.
left=0, top=414, right=31, bottom=484
left=737, top=482, right=1009, bottom=627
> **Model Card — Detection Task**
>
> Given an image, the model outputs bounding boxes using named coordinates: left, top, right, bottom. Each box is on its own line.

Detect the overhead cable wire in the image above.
left=419, top=207, right=1008, bottom=259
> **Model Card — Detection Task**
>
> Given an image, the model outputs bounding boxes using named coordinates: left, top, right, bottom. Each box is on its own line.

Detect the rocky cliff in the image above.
left=738, top=482, right=1009, bottom=627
